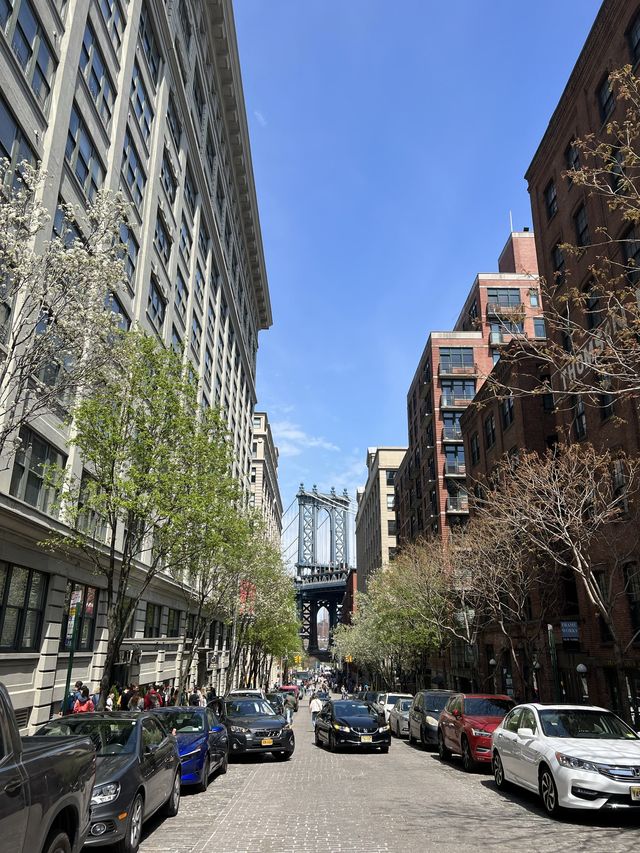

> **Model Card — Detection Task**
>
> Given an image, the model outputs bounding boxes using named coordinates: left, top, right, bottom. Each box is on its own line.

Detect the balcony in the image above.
left=486, top=302, right=525, bottom=317
left=441, top=394, right=475, bottom=409
left=446, top=495, right=469, bottom=514
left=442, top=425, right=463, bottom=441
left=438, top=362, right=477, bottom=378
left=444, top=461, right=466, bottom=477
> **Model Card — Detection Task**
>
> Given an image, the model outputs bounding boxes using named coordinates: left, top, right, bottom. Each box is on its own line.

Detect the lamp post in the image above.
left=489, top=658, right=497, bottom=693
left=576, top=663, right=589, bottom=703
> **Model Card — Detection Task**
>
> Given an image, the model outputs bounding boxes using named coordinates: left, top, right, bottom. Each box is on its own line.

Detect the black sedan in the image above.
left=315, top=700, right=390, bottom=752
left=223, top=697, right=295, bottom=760
left=151, top=706, right=228, bottom=791
left=36, top=712, right=180, bottom=853
left=265, top=692, right=285, bottom=715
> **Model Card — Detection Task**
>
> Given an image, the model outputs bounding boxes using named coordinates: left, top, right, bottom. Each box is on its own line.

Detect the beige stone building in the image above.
left=0, top=0, right=270, bottom=724
left=250, top=411, right=283, bottom=543
left=355, top=447, right=406, bottom=594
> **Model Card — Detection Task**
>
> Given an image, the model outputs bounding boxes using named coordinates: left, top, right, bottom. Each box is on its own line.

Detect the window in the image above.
left=99, top=0, right=125, bottom=51
left=613, top=458, right=628, bottom=513
left=0, top=94, right=35, bottom=184
left=60, top=581, right=97, bottom=651
left=10, top=0, right=56, bottom=109
left=0, top=0, right=11, bottom=28
left=501, top=395, right=514, bottom=429
left=121, top=130, right=146, bottom=207
left=470, top=431, right=480, bottom=465
left=204, top=347, right=212, bottom=383
left=179, top=0, right=191, bottom=45
left=184, top=165, right=196, bottom=212
left=386, top=494, right=395, bottom=511
left=224, top=215, right=231, bottom=249
left=598, top=75, right=615, bottom=123
left=439, top=347, right=474, bottom=371
left=552, top=244, right=566, bottom=286
left=565, top=141, right=580, bottom=183
left=138, top=1, right=161, bottom=83
left=573, top=398, right=587, bottom=440
left=600, top=391, right=614, bottom=420
left=118, top=222, right=139, bottom=283
left=205, top=130, right=215, bottom=174
left=625, top=563, right=640, bottom=635
left=194, top=265, right=204, bottom=305
left=167, top=92, right=181, bottom=148
left=533, top=318, right=546, bottom=339
left=179, top=217, right=192, bottom=260
left=543, top=392, right=555, bottom=413
left=130, top=61, right=153, bottom=142
left=10, top=426, right=66, bottom=513
left=171, top=324, right=182, bottom=354
left=584, top=282, right=603, bottom=329
left=206, top=301, right=216, bottom=340
left=529, top=289, right=540, bottom=307
left=386, top=469, right=396, bottom=486
left=198, top=225, right=210, bottom=261
left=0, top=563, right=47, bottom=651
left=147, top=277, right=166, bottom=328
left=216, top=173, right=225, bottom=213
left=80, top=23, right=114, bottom=125
left=153, top=210, right=171, bottom=263
left=444, top=444, right=465, bottom=474
left=388, top=547, right=397, bottom=562
left=106, top=292, right=130, bottom=330
left=544, top=180, right=558, bottom=219
left=441, top=379, right=475, bottom=404
left=166, top=607, right=180, bottom=637
left=487, top=287, right=521, bottom=307
left=484, top=413, right=496, bottom=449
left=160, top=150, right=177, bottom=203
left=629, top=10, right=640, bottom=63
left=174, top=270, right=188, bottom=320
left=193, top=73, right=205, bottom=124
left=191, top=314, right=201, bottom=354
left=77, top=471, right=108, bottom=539
left=65, top=105, right=104, bottom=200
left=623, top=226, right=640, bottom=283
left=387, top=519, right=397, bottom=538
left=144, top=602, right=161, bottom=637
left=574, top=204, right=589, bottom=247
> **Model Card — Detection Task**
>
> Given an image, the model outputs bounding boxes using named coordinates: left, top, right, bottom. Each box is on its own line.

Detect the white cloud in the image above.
left=272, top=419, right=339, bottom=458
left=253, top=109, right=267, bottom=127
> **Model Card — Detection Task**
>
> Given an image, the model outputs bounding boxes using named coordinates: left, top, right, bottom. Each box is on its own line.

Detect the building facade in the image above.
left=355, top=447, right=406, bottom=594
left=0, top=0, right=271, bottom=725
left=250, top=411, right=283, bottom=543
left=396, top=232, right=542, bottom=546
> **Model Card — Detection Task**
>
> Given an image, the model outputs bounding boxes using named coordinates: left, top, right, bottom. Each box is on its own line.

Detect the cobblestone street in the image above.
left=131, top=699, right=640, bottom=853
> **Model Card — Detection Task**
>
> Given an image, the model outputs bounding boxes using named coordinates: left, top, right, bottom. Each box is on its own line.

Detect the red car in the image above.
left=438, top=693, right=514, bottom=771
left=279, top=685, right=300, bottom=710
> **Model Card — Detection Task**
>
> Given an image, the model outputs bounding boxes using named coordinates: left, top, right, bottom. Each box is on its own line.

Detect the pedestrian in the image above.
left=73, top=686, right=95, bottom=713
left=206, top=686, right=217, bottom=704
left=143, top=684, right=163, bottom=709
left=189, top=686, right=200, bottom=706
left=106, top=692, right=115, bottom=711
left=341, top=684, right=347, bottom=699
left=309, top=692, right=323, bottom=728
left=128, top=690, right=144, bottom=711
left=120, top=683, right=135, bottom=710
left=283, top=691, right=296, bottom=724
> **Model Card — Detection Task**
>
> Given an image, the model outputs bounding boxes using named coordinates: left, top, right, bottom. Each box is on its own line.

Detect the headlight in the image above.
left=180, top=747, right=202, bottom=760
left=91, top=782, right=121, bottom=805
left=378, top=725, right=390, bottom=732
left=555, top=752, right=602, bottom=773
left=425, top=716, right=438, bottom=727
left=471, top=728, right=492, bottom=738
left=333, top=723, right=350, bottom=732
left=282, top=723, right=292, bottom=730
left=230, top=725, right=250, bottom=734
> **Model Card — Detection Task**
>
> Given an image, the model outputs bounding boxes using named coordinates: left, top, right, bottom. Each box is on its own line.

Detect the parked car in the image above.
left=223, top=697, right=295, bottom=760
left=265, top=692, right=285, bottom=715
left=36, top=712, right=181, bottom=853
left=492, top=703, right=640, bottom=816
left=389, top=698, right=413, bottom=737
left=279, top=685, right=300, bottom=711
left=315, top=699, right=390, bottom=753
left=0, top=683, right=96, bottom=853
left=378, top=692, right=413, bottom=722
left=151, top=706, right=228, bottom=791
left=227, top=688, right=264, bottom=699
left=363, top=691, right=384, bottom=709
left=438, top=693, right=515, bottom=771
left=408, top=689, right=454, bottom=747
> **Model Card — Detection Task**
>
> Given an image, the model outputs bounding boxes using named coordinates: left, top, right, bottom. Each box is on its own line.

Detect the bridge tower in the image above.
left=294, top=484, right=351, bottom=656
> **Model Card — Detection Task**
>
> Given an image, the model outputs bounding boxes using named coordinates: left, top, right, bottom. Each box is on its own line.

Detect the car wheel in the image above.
left=162, top=770, right=181, bottom=817
left=43, top=831, right=71, bottom=853
left=380, top=745, right=389, bottom=754
left=329, top=733, right=337, bottom=753
left=274, top=749, right=293, bottom=761
left=408, top=725, right=415, bottom=745
left=462, top=737, right=476, bottom=772
left=493, top=751, right=508, bottom=790
left=420, top=725, right=428, bottom=747
left=438, top=730, right=451, bottom=761
left=314, top=728, right=322, bottom=747
left=197, top=754, right=210, bottom=793
left=115, top=792, right=143, bottom=853
left=540, top=766, right=562, bottom=818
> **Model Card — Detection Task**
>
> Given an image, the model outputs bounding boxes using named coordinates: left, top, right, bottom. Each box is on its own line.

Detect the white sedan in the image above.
left=378, top=692, right=413, bottom=722
left=491, top=703, right=640, bottom=816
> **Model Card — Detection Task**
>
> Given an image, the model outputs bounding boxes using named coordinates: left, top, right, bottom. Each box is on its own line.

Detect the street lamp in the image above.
left=489, top=658, right=497, bottom=693
left=576, top=663, right=589, bottom=703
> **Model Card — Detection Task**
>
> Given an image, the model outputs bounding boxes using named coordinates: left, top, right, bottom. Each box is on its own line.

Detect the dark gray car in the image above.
left=408, top=690, right=454, bottom=747
left=36, top=712, right=180, bottom=853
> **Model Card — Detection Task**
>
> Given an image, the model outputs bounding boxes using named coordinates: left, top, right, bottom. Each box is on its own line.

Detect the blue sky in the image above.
left=233, top=0, right=603, bottom=515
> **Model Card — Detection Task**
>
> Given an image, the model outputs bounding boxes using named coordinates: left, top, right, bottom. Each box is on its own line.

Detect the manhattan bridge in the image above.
left=281, top=484, right=356, bottom=658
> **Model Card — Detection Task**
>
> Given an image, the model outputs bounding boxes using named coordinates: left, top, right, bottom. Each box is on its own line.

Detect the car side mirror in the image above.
left=517, top=727, right=535, bottom=739
left=211, top=725, right=225, bottom=734
left=144, top=743, right=159, bottom=755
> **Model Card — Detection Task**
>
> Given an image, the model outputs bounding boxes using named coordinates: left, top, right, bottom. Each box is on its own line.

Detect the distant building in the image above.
left=396, top=232, right=542, bottom=545
left=250, top=412, right=283, bottom=543
left=355, top=447, right=406, bottom=593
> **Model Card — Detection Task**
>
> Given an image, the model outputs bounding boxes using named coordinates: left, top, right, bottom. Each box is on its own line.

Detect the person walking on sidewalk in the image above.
left=309, top=692, right=323, bottom=728
left=284, top=691, right=296, bottom=724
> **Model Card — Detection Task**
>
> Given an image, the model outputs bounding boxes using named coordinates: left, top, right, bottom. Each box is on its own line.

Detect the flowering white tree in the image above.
left=0, top=163, right=128, bottom=466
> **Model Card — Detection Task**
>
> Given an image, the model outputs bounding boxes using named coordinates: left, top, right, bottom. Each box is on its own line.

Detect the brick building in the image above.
left=523, top=0, right=640, bottom=713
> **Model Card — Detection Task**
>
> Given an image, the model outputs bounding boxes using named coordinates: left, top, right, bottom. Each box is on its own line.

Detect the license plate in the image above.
left=631, top=786, right=640, bottom=801
left=261, top=738, right=273, bottom=746
left=361, top=735, right=372, bottom=743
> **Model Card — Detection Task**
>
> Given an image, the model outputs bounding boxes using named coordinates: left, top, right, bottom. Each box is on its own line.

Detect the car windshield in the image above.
left=159, top=711, right=204, bottom=733
left=334, top=701, right=377, bottom=718
left=424, top=695, right=450, bottom=713
left=464, top=698, right=514, bottom=716
left=225, top=699, right=276, bottom=717
left=538, top=709, right=638, bottom=740
left=38, top=718, right=138, bottom=755
left=386, top=694, right=406, bottom=705
left=397, top=700, right=412, bottom=712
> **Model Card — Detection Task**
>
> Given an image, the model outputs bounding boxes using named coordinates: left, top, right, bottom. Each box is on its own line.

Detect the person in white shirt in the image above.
left=309, top=693, right=323, bottom=728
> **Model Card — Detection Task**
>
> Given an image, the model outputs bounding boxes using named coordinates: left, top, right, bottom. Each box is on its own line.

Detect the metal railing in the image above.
left=441, top=394, right=475, bottom=408
left=442, top=425, right=463, bottom=440
left=446, top=496, right=469, bottom=513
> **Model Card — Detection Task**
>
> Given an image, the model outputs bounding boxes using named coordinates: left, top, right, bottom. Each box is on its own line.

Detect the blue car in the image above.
left=152, top=706, right=228, bottom=792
